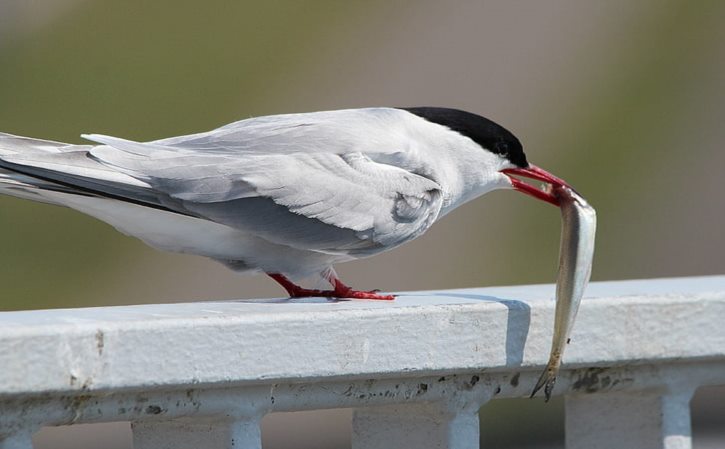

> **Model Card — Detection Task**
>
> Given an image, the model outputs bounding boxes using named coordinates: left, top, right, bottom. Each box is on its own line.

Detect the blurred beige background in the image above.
left=1, top=0, right=723, bottom=448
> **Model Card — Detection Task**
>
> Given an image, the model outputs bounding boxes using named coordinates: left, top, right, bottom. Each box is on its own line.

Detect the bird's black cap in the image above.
left=401, top=107, right=528, bottom=167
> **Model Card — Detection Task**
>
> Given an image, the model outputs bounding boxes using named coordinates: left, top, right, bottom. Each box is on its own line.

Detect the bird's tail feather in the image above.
left=0, top=169, right=87, bottom=206
left=0, top=132, right=90, bottom=205
left=0, top=132, right=79, bottom=156
left=0, top=131, right=163, bottom=210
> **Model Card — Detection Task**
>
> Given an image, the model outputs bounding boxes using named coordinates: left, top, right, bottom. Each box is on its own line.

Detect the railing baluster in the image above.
left=565, top=388, right=694, bottom=449
left=0, top=431, right=33, bottom=449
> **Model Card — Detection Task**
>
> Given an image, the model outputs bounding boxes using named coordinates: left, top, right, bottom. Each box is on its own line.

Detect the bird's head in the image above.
left=403, top=107, right=571, bottom=207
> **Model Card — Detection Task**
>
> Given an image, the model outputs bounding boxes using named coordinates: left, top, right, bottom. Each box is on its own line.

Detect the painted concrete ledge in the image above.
left=1, top=275, right=724, bottom=397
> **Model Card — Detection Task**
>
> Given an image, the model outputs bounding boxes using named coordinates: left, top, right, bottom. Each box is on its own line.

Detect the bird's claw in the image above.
left=341, top=289, right=395, bottom=300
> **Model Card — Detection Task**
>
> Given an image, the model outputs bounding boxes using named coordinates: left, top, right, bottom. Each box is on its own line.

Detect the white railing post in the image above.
left=0, top=431, right=33, bottom=449
left=565, top=387, right=695, bottom=449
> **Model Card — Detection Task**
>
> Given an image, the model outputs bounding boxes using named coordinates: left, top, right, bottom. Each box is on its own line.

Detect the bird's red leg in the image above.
left=267, top=273, right=333, bottom=298
left=267, top=273, right=395, bottom=300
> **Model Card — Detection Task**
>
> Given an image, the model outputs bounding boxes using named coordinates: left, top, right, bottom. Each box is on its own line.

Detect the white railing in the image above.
left=1, top=276, right=724, bottom=449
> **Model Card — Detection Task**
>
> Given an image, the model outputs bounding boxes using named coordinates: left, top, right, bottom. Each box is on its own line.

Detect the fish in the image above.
left=531, top=185, right=597, bottom=401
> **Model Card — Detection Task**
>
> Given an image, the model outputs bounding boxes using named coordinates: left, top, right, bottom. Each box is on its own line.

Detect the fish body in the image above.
left=531, top=186, right=597, bottom=400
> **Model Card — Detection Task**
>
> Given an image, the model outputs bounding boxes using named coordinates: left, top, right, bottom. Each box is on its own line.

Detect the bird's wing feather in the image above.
left=147, top=108, right=411, bottom=156
left=0, top=134, right=166, bottom=207
left=88, top=134, right=443, bottom=252
left=0, top=132, right=78, bottom=154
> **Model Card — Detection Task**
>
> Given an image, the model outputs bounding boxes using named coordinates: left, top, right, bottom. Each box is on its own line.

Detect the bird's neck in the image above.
left=431, top=145, right=508, bottom=218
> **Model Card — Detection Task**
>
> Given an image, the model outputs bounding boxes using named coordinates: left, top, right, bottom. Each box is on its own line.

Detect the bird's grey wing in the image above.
left=147, top=108, right=410, bottom=156
left=88, top=135, right=443, bottom=254
left=0, top=133, right=166, bottom=207
left=0, top=132, right=77, bottom=153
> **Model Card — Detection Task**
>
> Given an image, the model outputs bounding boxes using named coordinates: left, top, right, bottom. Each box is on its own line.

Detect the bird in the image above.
left=0, top=107, right=569, bottom=300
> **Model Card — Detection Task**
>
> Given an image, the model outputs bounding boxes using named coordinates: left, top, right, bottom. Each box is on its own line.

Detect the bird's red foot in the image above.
left=267, top=273, right=395, bottom=300
left=332, top=287, right=395, bottom=300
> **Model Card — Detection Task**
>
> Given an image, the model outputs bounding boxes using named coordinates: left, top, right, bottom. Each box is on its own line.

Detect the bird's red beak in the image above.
left=501, top=164, right=571, bottom=207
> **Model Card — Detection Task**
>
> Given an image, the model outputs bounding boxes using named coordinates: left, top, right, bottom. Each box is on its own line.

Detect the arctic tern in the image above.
left=0, top=107, right=573, bottom=300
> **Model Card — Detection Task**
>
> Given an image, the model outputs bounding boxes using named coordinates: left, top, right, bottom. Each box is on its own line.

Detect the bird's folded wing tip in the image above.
left=81, top=133, right=110, bottom=144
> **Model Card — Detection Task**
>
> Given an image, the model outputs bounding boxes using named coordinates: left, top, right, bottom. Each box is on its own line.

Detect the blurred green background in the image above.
left=1, top=0, right=722, bottom=311
left=1, top=0, right=723, bottom=448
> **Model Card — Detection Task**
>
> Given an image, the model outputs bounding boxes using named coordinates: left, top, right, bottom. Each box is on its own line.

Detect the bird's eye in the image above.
left=493, top=140, right=509, bottom=154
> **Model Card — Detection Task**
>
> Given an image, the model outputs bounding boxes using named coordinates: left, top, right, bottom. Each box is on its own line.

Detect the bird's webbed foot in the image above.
left=267, top=273, right=395, bottom=300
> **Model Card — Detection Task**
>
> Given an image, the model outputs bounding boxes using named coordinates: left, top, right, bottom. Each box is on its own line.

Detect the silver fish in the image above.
left=531, top=185, right=597, bottom=400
